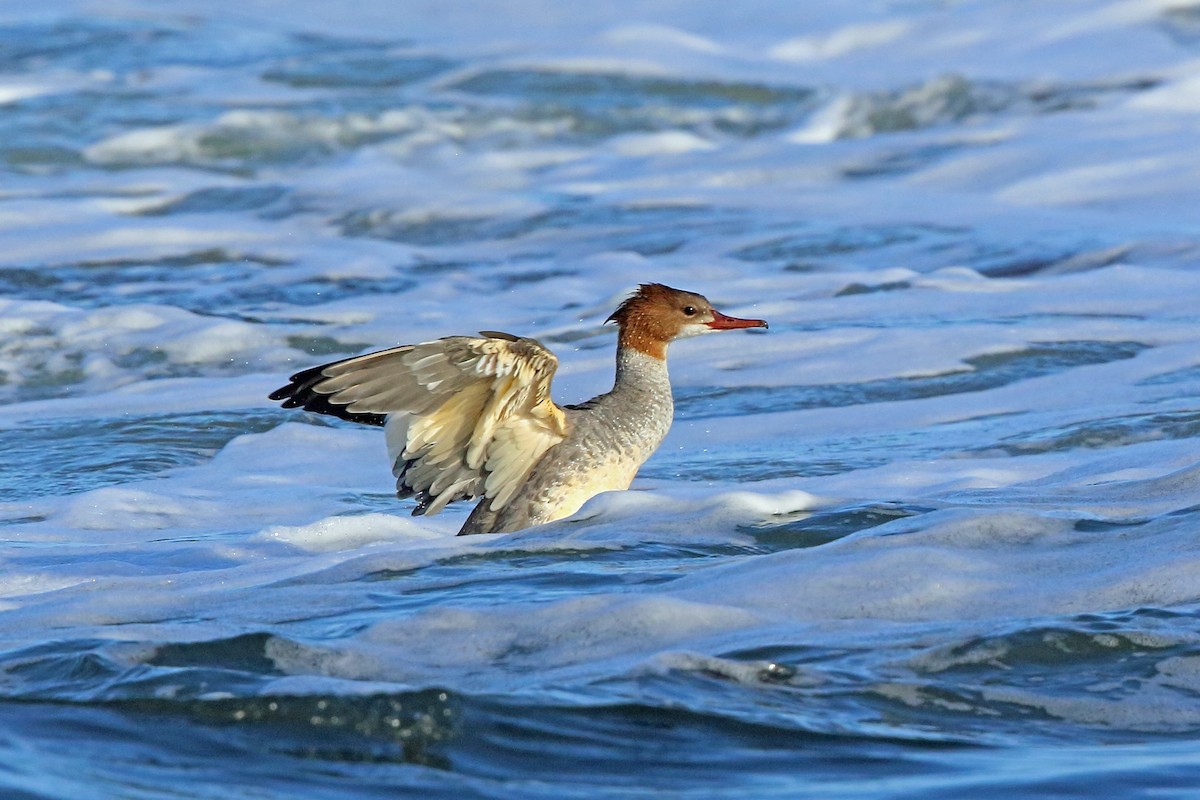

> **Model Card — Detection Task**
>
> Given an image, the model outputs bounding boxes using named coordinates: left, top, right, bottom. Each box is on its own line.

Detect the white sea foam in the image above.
left=601, top=25, right=728, bottom=55
left=769, top=21, right=912, bottom=62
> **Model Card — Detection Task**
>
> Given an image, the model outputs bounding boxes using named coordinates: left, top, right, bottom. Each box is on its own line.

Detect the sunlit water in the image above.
left=3, top=2, right=1200, bottom=797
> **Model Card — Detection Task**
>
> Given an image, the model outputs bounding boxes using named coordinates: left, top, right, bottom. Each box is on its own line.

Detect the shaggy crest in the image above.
left=605, top=283, right=683, bottom=326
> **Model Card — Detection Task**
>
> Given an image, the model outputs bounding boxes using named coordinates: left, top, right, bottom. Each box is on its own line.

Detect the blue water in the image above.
left=3, top=2, right=1200, bottom=797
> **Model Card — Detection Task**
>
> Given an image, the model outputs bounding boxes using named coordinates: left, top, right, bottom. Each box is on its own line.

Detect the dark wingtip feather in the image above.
left=269, top=362, right=387, bottom=427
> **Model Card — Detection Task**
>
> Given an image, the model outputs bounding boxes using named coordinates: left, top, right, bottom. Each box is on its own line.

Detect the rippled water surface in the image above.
left=3, top=1, right=1200, bottom=797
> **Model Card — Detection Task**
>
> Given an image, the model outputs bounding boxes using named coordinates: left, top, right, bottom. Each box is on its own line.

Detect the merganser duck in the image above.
left=269, top=283, right=767, bottom=534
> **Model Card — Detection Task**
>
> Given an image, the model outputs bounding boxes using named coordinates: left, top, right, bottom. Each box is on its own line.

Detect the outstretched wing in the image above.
left=270, top=333, right=569, bottom=516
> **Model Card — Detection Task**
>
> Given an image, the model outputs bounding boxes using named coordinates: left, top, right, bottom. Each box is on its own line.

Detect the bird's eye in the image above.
left=682, top=306, right=697, bottom=316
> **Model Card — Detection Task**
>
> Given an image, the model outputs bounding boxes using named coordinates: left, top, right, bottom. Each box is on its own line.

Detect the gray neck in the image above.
left=557, top=344, right=674, bottom=458
left=613, top=347, right=672, bottom=399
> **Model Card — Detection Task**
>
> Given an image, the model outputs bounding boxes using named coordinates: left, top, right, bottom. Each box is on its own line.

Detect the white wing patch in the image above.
left=299, top=334, right=568, bottom=516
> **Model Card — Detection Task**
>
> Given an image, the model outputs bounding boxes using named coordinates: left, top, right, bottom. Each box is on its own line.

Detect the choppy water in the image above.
left=3, top=1, right=1200, bottom=797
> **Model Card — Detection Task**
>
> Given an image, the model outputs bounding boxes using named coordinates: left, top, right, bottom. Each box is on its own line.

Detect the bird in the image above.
left=269, top=283, right=767, bottom=534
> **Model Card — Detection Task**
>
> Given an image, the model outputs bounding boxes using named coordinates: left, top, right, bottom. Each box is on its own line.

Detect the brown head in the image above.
left=606, top=283, right=768, bottom=359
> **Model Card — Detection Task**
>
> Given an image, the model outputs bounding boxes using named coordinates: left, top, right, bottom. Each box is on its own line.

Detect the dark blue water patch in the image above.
left=710, top=612, right=1200, bottom=742
left=147, top=633, right=286, bottom=676
left=910, top=616, right=1199, bottom=681
left=0, top=143, right=84, bottom=174
left=0, top=21, right=190, bottom=73
left=647, top=422, right=1000, bottom=486
left=836, top=74, right=1018, bottom=139
left=341, top=539, right=768, bottom=618
left=740, top=503, right=932, bottom=552
left=0, top=252, right=417, bottom=316
left=1025, top=76, right=1163, bottom=113
left=1138, top=363, right=1200, bottom=386
left=771, top=311, right=1146, bottom=336
left=731, top=221, right=1111, bottom=277
left=213, top=274, right=421, bottom=315
left=839, top=140, right=985, bottom=179
left=360, top=560, right=652, bottom=614
left=452, top=68, right=815, bottom=109
left=1075, top=606, right=1200, bottom=626
left=733, top=222, right=963, bottom=262
left=0, top=248, right=281, bottom=314
left=832, top=73, right=1161, bottom=140
left=834, top=279, right=913, bottom=296
left=0, top=410, right=280, bottom=502
left=964, top=240, right=1128, bottom=278
left=138, top=185, right=289, bottom=216
left=878, top=609, right=1200, bottom=738
left=447, top=693, right=987, bottom=794
left=975, top=409, right=1200, bottom=456
left=675, top=340, right=1149, bottom=420
left=0, top=639, right=259, bottom=702
left=1, top=639, right=125, bottom=693
left=450, top=68, right=819, bottom=138
left=485, top=268, right=578, bottom=290
left=0, top=20, right=377, bottom=75
left=86, top=248, right=290, bottom=270
left=263, top=51, right=456, bottom=88
left=1073, top=517, right=1154, bottom=533
left=1164, top=5, right=1200, bottom=45
left=337, top=209, right=535, bottom=247
left=641, top=449, right=888, bottom=483
left=340, top=200, right=745, bottom=252
left=286, top=335, right=376, bottom=359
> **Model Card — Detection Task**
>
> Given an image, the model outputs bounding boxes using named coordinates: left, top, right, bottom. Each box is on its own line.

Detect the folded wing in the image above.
left=269, top=333, right=569, bottom=516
